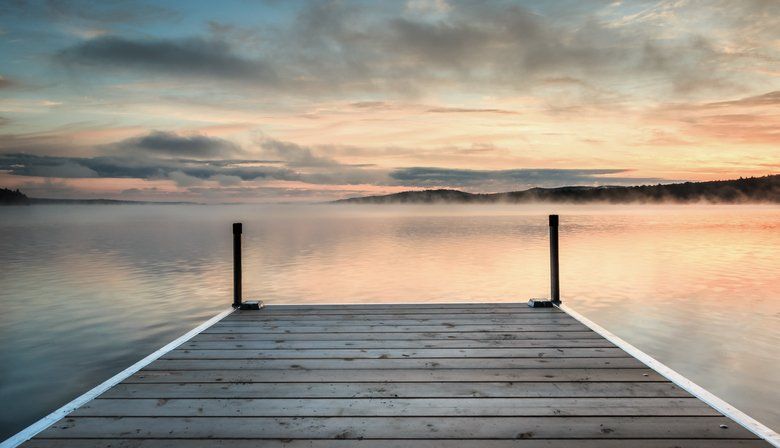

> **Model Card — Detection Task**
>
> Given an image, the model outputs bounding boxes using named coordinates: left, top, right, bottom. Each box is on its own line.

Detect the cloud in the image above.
left=0, top=152, right=664, bottom=192
left=58, top=36, right=277, bottom=83
left=389, top=167, right=666, bottom=191
left=167, top=170, right=202, bottom=187
left=183, top=185, right=378, bottom=202
left=210, top=174, right=242, bottom=186
left=110, top=131, right=243, bottom=158
left=49, top=1, right=774, bottom=98
left=0, top=153, right=298, bottom=182
left=705, top=91, right=780, bottom=108
left=425, top=107, right=519, bottom=115
left=0, top=0, right=178, bottom=25
left=8, top=177, right=86, bottom=199
left=649, top=90, right=780, bottom=145
left=258, top=138, right=338, bottom=167
left=117, top=184, right=312, bottom=203
left=406, top=0, right=451, bottom=15
left=687, top=117, right=780, bottom=144
left=22, top=160, right=99, bottom=178
left=0, top=75, right=13, bottom=89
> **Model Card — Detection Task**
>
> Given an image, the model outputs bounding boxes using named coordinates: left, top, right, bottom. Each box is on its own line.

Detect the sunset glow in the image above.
left=0, top=0, right=778, bottom=201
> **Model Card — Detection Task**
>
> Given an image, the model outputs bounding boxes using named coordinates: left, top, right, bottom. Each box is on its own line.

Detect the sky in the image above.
left=0, top=0, right=778, bottom=202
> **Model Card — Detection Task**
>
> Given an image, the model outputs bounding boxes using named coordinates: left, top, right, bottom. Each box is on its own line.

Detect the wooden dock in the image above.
left=15, top=302, right=776, bottom=447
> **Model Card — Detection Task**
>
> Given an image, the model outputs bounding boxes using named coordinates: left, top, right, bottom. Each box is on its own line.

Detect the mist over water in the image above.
left=0, top=203, right=778, bottom=438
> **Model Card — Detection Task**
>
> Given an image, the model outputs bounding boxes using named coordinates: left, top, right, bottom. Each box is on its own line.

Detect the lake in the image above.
left=0, top=203, right=778, bottom=439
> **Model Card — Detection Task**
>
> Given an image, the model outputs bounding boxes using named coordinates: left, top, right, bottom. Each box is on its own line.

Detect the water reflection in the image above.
left=0, top=203, right=778, bottom=438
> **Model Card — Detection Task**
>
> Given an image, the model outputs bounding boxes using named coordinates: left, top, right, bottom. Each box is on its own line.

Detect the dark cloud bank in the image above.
left=58, top=36, right=277, bottom=83
left=109, top=131, right=243, bottom=158
left=390, top=167, right=639, bottom=188
left=1, top=131, right=664, bottom=191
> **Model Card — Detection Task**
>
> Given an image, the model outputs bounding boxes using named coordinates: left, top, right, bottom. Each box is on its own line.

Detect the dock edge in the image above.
left=558, top=303, right=780, bottom=447
left=0, top=307, right=236, bottom=448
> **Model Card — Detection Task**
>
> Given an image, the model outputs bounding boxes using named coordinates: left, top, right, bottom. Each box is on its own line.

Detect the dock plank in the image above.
left=149, top=357, right=646, bottom=370
left=192, top=331, right=604, bottom=341
left=217, top=317, right=581, bottom=325
left=19, top=303, right=770, bottom=447
left=245, top=310, right=561, bottom=317
left=180, top=338, right=616, bottom=349
left=224, top=311, right=572, bottom=318
left=37, top=416, right=757, bottom=439
left=128, top=368, right=666, bottom=382
left=71, top=397, right=718, bottom=417
left=163, top=347, right=628, bottom=359
left=102, top=381, right=693, bottom=399
left=203, top=324, right=591, bottom=333
left=251, top=303, right=542, bottom=310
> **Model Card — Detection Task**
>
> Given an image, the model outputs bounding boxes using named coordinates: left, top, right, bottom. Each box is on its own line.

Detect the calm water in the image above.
left=0, top=203, right=778, bottom=438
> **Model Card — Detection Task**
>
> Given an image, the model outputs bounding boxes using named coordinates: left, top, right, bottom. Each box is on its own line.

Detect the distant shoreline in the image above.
left=30, top=198, right=198, bottom=205
left=333, top=175, right=780, bottom=205
left=0, top=189, right=199, bottom=206
left=2, top=175, right=778, bottom=205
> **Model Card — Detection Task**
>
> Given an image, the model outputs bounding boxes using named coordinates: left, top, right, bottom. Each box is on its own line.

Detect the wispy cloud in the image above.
left=649, top=90, right=780, bottom=145
left=705, top=91, right=780, bottom=108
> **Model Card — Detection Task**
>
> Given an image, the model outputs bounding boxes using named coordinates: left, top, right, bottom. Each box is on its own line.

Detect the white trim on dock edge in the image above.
left=558, top=303, right=780, bottom=447
left=0, top=307, right=235, bottom=448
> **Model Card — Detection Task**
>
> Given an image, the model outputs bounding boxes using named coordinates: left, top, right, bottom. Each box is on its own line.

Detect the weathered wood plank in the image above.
left=25, top=439, right=771, bottom=447
left=232, top=307, right=563, bottom=313
left=37, top=416, right=758, bottom=439
left=71, top=397, right=719, bottom=417
left=192, top=331, right=604, bottom=341
left=265, top=302, right=533, bottom=306
left=215, top=319, right=579, bottom=327
left=203, top=324, right=591, bottom=333
left=218, top=317, right=581, bottom=326
left=163, top=347, right=628, bottom=359
left=225, top=313, right=572, bottom=321
left=128, top=368, right=665, bottom=383
left=180, top=339, right=616, bottom=349
left=246, top=307, right=562, bottom=315
left=102, top=381, right=692, bottom=399
left=258, top=302, right=540, bottom=315
left=149, top=357, right=646, bottom=370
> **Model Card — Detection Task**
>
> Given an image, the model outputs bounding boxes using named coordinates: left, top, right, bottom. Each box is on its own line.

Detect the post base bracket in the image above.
left=238, top=300, right=264, bottom=310
left=528, top=298, right=555, bottom=308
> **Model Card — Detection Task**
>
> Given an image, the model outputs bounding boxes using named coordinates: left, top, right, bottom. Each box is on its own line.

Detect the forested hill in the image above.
left=334, top=175, right=780, bottom=204
left=0, top=188, right=195, bottom=205
left=0, top=188, right=30, bottom=205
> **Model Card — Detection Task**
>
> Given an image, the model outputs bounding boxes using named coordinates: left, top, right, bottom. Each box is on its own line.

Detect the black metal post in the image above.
left=549, top=214, right=560, bottom=304
left=232, top=222, right=242, bottom=308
